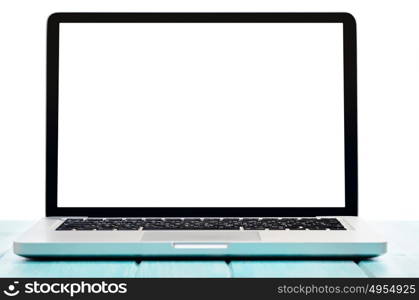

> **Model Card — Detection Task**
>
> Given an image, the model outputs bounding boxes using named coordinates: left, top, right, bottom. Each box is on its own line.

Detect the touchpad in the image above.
left=141, top=231, right=260, bottom=242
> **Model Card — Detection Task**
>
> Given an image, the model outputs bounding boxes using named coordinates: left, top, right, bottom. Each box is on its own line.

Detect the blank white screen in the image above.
left=58, top=23, right=345, bottom=208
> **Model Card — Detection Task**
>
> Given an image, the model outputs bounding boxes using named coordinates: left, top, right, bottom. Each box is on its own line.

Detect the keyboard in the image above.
left=56, top=218, right=346, bottom=231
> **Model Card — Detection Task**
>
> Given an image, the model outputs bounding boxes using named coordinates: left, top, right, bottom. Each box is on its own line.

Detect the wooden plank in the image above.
left=0, top=221, right=35, bottom=257
left=230, top=261, right=367, bottom=277
left=0, top=251, right=138, bottom=278
left=370, top=221, right=419, bottom=255
left=0, top=221, right=34, bottom=235
left=136, top=261, right=231, bottom=277
left=358, top=254, right=419, bottom=277
left=0, top=234, right=15, bottom=257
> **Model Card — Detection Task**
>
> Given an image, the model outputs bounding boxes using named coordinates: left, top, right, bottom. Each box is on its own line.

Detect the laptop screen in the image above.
left=57, top=22, right=345, bottom=208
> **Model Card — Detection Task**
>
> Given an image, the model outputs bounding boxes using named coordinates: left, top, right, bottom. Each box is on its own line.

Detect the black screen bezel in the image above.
left=46, top=12, right=358, bottom=217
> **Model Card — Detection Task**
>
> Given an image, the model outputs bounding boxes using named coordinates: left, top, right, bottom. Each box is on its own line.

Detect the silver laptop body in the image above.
left=15, top=12, right=386, bottom=258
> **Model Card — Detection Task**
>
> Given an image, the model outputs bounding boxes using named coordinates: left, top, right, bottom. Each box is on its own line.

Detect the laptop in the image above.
left=14, top=12, right=386, bottom=258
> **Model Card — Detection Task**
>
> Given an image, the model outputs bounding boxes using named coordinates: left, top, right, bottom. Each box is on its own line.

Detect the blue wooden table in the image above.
left=1, top=221, right=418, bottom=277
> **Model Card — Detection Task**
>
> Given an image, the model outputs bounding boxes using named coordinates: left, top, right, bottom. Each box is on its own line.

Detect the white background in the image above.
left=0, top=0, right=418, bottom=219
left=58, top=23, right=344, bottom=208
